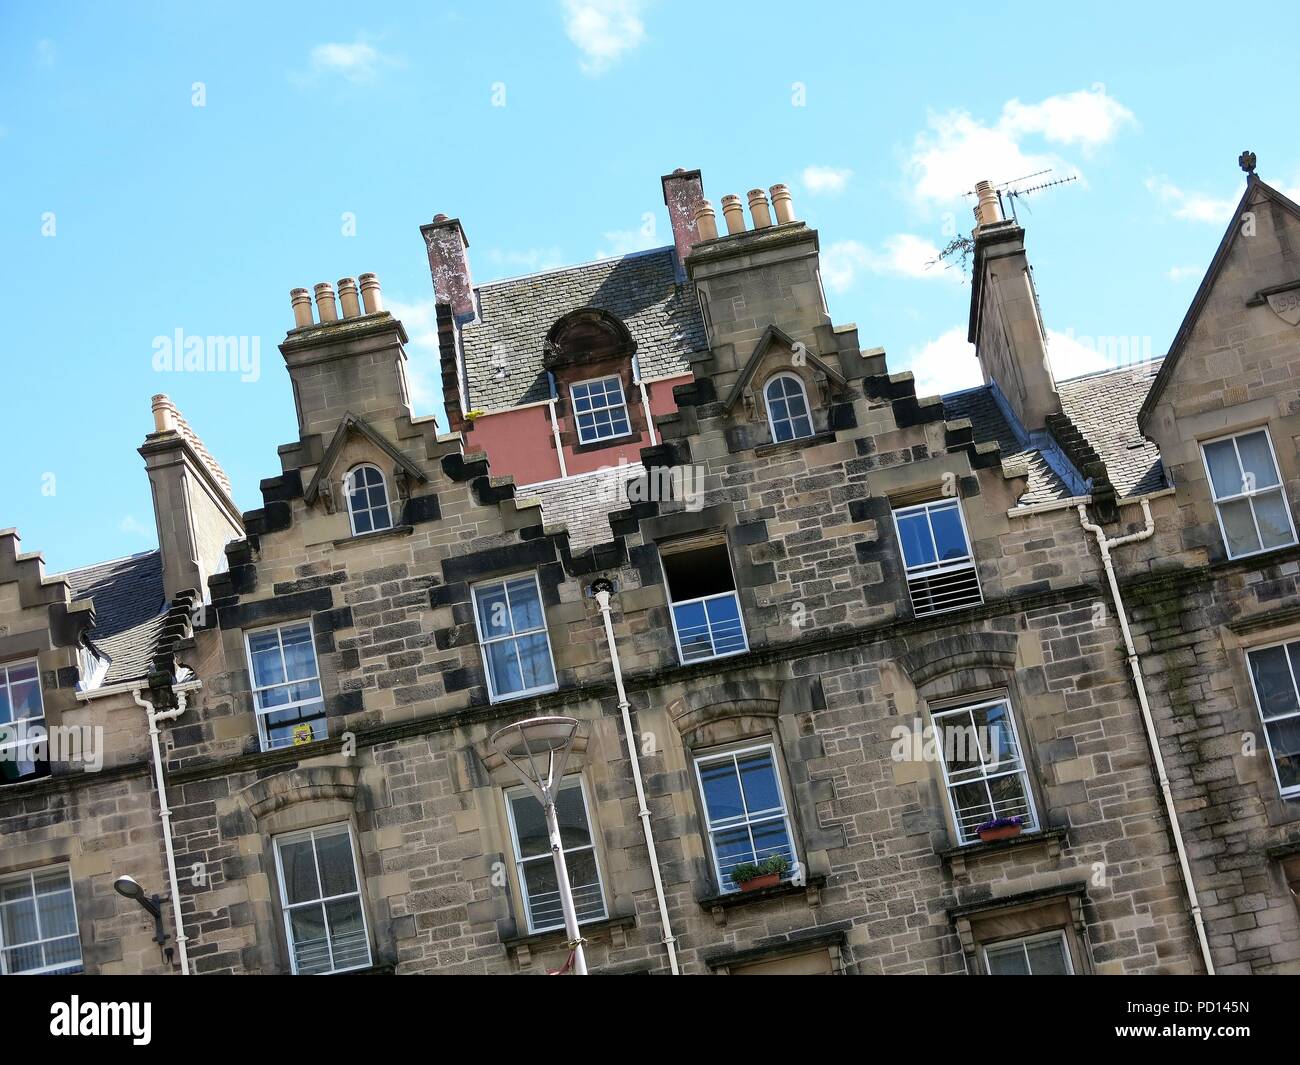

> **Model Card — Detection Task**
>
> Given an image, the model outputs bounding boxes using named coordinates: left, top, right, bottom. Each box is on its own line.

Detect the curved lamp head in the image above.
left=113, top=875, right=144, bottom=902
left=489, top=716, right=580, bottom=805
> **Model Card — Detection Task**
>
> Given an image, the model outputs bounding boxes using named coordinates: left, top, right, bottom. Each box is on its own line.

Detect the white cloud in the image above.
left=1166, top=265, right=1200, bottom=282
left=802, top=165, right=853, bottom=195
left=562, top=0, right=646, bottom=75
left=595, top=226, right=658, bottom=259
left=821, top=235, right=957, bottom=292
left=1145, top=177, right=1235, bottom=223
left=119, top=515, right=152, bottom=539
left=302, top=40, right=398, bottom=84
left=1044, top=328, right=1114, bottom=379
left=907, top=86, right=1133, bottom=206
left=905, top=327, right=983, bottom=397
left=384, top=297, right=442, bottom=415
left=483, top=247, right=567, bottom=278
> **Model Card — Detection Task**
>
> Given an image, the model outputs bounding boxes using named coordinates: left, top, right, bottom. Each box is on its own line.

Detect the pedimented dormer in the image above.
left=722, top=324, right=849, bottom=446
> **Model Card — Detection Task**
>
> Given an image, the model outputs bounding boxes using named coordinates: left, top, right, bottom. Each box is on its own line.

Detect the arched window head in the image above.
left=345, top=464, right=393, bottom=535
left=764, top=373, right=814, bottom=442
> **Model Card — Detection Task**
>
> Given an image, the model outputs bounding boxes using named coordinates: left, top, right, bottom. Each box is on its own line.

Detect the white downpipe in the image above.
left=633, top=363, right=659, bottom=448
left=133, top=687, right=192, bottom=975
left=1076, top=500, right=1215, bottom=974
left=547, top=399, right=569, bottom=480
left=592, top=587, right=681, bottom=974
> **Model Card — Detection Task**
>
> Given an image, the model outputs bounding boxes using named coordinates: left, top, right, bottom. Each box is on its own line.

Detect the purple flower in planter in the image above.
left=975, top=815, right=1024, bottom=833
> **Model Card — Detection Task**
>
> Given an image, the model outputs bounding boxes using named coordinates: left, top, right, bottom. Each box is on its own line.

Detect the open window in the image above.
left=892, top=497, right=982, bottom=616
left=1201, top=428, right=1297, bottom=559
left=0, top=659, right=48, bottom=785
left=344, top=463, right=394, bottom=536
left=764, top=372, right=814, bottom=443
left=659, top=537, right=747, bottom=664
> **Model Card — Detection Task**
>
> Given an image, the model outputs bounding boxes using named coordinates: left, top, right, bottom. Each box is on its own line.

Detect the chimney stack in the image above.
left=974, top=180, right=1003, bottom=227
left=314, top=282, right=339, bottom=323
left=421, top=215, right=475, bottom=324
left=290, top=288, right=314, bottom=328
left=721, top=194, right=747, bottom=234
left=359, top=273, right=383, bottom=314
left=747, top=189, right=773, bottom=229
left=695, top=201, right=719, bottom=242
left=770, top=184, right=795, bottom=224
left=338, top=277, right=362, bottom=318
left=660, top=168, right=706, bottom=280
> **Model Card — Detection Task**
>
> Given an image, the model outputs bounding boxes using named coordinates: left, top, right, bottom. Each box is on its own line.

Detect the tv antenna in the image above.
left=999, top=170, right=1078, bottom=223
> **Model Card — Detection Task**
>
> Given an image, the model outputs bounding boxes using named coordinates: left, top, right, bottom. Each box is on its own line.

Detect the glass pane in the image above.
left=370, top=504, right=393, bottom=532
left=737, top=751, right=781, bottom=815
left=786, top=389, right=809, bottom=417
left=279, top=838, right=321, bottom=904
left=1, top=897, right=38, bottom=947
left=475, top=584, right=511, bottom=639
left=8, top=679, right=42, bottom=722
left=704, top=594, right=745, bottom=655
left=986, top=942, right=1031, bottom=975
left=510, top=793, right=549, bottom=859
left=486, top=639, right=524, bottom=697
left=1025, top=937, right=1070, bottom=974
left=1219, top=498, right=1261, bottom=557
left=973, top=701, right=1021, bottom=770
left=264, top=705, right=327, bottom=749
left=1266, top=718, right=1300, bottom=793
left=1203, top=439, right=1242, bottom=499
left=1236, top=431, right=1280, bottom=490
left=790, top=415, right=813, bottom=440
left=1250, top=645, right=1300, bottom=719
left=352, top=507, right=373, bottom=534
left=896, top=512, right=936, bottom=568
left=36, top=890, right=77, bottom=938
left=699, top=758, right=744, bottom=823
left=325, top=898, right=370, bottom=970
left=248, top=632, right=285, bottom=687
left=565, top=850, right=606, bottom=922
left=505, top=577, right=544, bottom=633
left=315, top=831, right=358, bottom=898
left=751, top=818, right=793, bottom=865
left=280, top=625, right=318, bottom=681
left=772, top=414, right=795, bottom=442
left=555, top=784, right=592, bottom=849
left=930, top=504, right=970, bottom=561
left=522, top=858, right=562, bottom=929
left=673, top=600, right=712, bottom=661
left=712, top=825, right=757, bottom=884
left=938, top=712, right=984, bottom=780
left=290, top=904, right=331, bottom=975
left=5, top=944, right=43, bottom=973
left=514, top=632, right=556, bottom=691
left=1253, top=491, right=1295, bottom=550
left=987, top=772, right=1034, bottom=824
left=8, top=662, right=38, bottom=684
left=950, top=781, right=993, bottom=840
left=0, top=879, right=33, bottom=904
left=42, top=935, right=82, bottom=972
left=0, top=684, right=9, bottom=725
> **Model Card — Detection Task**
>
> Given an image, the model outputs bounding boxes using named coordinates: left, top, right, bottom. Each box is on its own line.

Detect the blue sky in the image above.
left=3, top=1, right=1297, bottom=573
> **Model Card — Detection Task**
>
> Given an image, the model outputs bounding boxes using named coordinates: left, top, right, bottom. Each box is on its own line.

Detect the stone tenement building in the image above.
left=3, top=159, right=1299, bottom=977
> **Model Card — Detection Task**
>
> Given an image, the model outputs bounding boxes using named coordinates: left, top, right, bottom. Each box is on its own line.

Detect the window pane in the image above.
left=475, top=583, right=511, bottom=639
left=1025, top=937, right=1070, bottom=974
left=4, top=944, right=43, bottom=973
left=790, top=414, right=813, bottom=439
left=972, top=701, right=1021, bottom=770
left=1236, top=431, right=1280, bottom=490
left=8, top=680, right=42, bottom=722
left=0, top=685, right=9, bottom=726
left=279, top=838, right=321, bottom=904
left=514, top=632, right=556, bottom=691
left=510, top=793, right=550, bottom=859
left=290, top=904, right=331, bottom=975
left=896, top=512, right=936, bottom=568
left=42, top=935, right=82, bottom=972
left=1203, top=439, right=1242, bottom=499
left=1250, top=645, right=1300, bottom=719
left=521, top=857, right=562, bottom=929
left=486, top=639, right=524, bottom=696
left=930, top=505, right=970, bottom=561
left=315, top=831, right=358, bottom=898
left=950, top=781, right=993, bottom=837
left=1219, top=498, right=1262, bottom=556
left=281, top=626, right=318, bottom=681
left=986, top=942, right=1031, bottom=975
left=36, top=890, right=77, bottom=939
left=325, top=898, right=369, bottom=970
left=352, top=508, right=373, bottom=534
left=1, top=897, right=38, bottom=947
left=1253, top=490, right=1295, bottom=550
left=565, top=850, right=606, bottom=922
left=751, top=818, right=794, bottom=865
left=505, top=577, right=544, bottom=632
left=555, top=785, right=593, bottom=849
left=673, top=600, right=712, bottom=660
left=1266, top=718, right=1300, bottom=793
left=699, top=759, right=744, bottom=824
left=737, top=751, right=781, bottom=815
left=704, top=594, right=746, bottom=656
left=712, top=825, right=757, bottom=881
left=248, top=632, right=286, bottom=686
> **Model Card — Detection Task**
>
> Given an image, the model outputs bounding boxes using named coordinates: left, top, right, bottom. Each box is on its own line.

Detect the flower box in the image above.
left=739, top=872, right=781, bottom=892
left=975, top=816, right=1024, bottom=843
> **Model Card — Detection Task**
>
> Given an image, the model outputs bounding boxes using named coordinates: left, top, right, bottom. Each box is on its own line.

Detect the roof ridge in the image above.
left=53, top=547, right=162, bottom=580
left=1056, top=357, right=1165, bottom=385
left=475, top=245, right=674, bottom=291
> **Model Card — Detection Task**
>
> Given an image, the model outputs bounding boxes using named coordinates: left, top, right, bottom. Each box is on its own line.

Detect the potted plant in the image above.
left=975, top=815, right=1024, bottom=843
left=731, top=854, right=790, bottom=892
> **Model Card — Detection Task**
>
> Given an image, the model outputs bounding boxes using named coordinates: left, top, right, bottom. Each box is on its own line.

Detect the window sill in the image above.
left=332, top=525, right=414, bottom=549
left=752, top=430, right=836, bottom=458
left=502, top=913, right=637, bottom=969
left=939, top=826, right=1068, bottom=879
left=696, top=875, right=826, bottom=927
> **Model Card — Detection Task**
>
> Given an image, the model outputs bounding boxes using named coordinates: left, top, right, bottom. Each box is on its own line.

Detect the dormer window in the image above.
left=764, top=373, right=814, bottom=442
left=571, top=376, right=631, bottom=445
left=344, top=464, right=393, bottom=536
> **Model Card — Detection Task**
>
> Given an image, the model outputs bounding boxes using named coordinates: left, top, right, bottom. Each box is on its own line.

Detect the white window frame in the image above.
left=504, top=776, right=607, bottom=934
left=693, top=742, right=798, bottom=894
left=892, top=497, right=983, bottom=616
left=570, top=375, right=633, bottom=445
left=344, top=463, right=395, bottom=537
left=244, top=621, right=327, bottom=752
left=0, top=865, right=83, bottom=975
left=470, top=573, right=559, bottom=703
left=272, top=823, right=372, bottom=975
left=982, top=929, right=1074, bottom=975
left=763, top=372, right=815, bottom=443
left=662, top=540, right=749, bottom=665
left=1200, top=427, right=1297, bottom=560
left=1245, top=637, right=1300, bottom=799
left=932, top=695, right=1039, bottom=846
left=0, top=658, right=46, bottom=773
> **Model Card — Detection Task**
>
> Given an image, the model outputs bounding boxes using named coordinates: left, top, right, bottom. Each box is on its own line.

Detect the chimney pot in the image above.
left=721, top=194, right=747, bottom=235
left=695, top=201, right=719, bottom=242
left=747, top=188, right=773, bottom=229
left=290, top=287, right=314, bottom=328
left=338, top=277, right=362, bottom=318
left=151, top=393, right=177, bottom=433
left=359, top=272, right=384, bottom=314
left=769, top=184, right=795, bottom=224
left=974, top=180, right=1003, bottom=226
left=313, top=282, right=339, bottom=323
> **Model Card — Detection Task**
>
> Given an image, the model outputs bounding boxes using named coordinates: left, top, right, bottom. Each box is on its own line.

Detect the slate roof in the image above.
left=460, top=247, right=706, bottom=412
left=58, top=550, right=167, bottom=686
left=941, top=386, right=1067, bottom=505
left=518, top=466, right=641, bottom=552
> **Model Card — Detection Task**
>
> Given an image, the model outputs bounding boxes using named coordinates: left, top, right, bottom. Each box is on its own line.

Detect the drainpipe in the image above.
left=590, top=581, right=681, bottom=974
left=133, top=687, right=192, bottom=975
left=1076, top=500, right=1215, bottom=974
left=546, top=374, right=569, bottom=480
left=632, top=357, right=659, bottom=448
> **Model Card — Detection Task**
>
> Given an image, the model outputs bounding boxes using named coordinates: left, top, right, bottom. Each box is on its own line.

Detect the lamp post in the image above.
left=113, top=875, right=169, bottom=950
left=489, top=716, right=588, bottom=976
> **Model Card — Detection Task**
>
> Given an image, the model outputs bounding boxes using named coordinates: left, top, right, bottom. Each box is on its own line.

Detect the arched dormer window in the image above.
left=764, top=373, right=814, bottom=442
left=345, top=464, right=393, bottom=535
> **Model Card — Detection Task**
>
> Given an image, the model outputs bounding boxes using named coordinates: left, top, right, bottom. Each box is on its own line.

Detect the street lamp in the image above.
left=113, top=875, right=168, bottom=949
left=489, top=716, right=588, bottom=976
